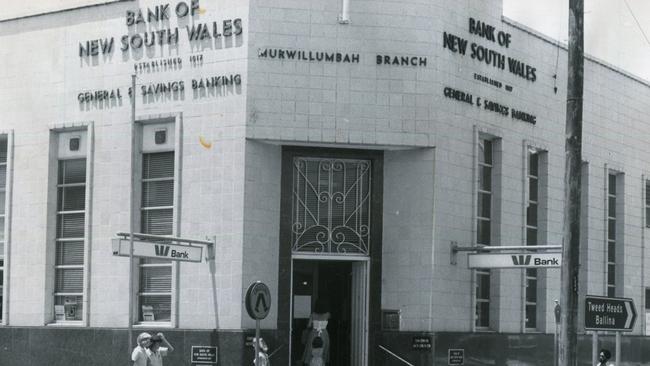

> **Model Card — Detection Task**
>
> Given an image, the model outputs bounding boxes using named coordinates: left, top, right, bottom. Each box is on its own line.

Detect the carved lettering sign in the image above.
left=442, top=17, right=537, bottom=82
left=75, top=0, right=245, bottom=108
left=78, top=0, right=242, bottom=60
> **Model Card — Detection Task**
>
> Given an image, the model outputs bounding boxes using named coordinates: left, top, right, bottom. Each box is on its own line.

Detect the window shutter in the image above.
left=58, top=186, right=86, bottom=211
left=0, top=165, right=6, bottom=188
left=141, top=209, right=173, bottom=235
left=140, top=266, right=172, bottom=293
left=57, top=213, right=85, bottom=238
left=56, top=241, right=84, bottom=265
left=142, top=181, right=174, bottom=207
left=140, top=295, right=172, bottom=321
left=139, top=150, right=174, bottom=322
left=143, top=152, right=174, bottom=179
left=53, top=157, right=86, bottom=322
left=55, top=268, right=83, bottom=293
left=59, top=159, right=86, bottom=184
left=0, top=140, right=6, bottom=162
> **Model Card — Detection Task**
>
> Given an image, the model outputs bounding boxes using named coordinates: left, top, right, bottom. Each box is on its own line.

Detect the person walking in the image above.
left=146, top=333, right=175, bottom=366
left=596, top=349, right=615, bottom=366
left=131, top=332, right=151, bottom=366
left=301, top=298, right=330, bottom=366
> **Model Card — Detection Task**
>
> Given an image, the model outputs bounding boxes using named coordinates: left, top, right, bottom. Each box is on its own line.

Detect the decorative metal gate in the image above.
left=291, top=157, right=371, bottom=255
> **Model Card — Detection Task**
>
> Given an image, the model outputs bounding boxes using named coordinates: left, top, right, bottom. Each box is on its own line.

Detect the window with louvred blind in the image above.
left=139, top=151, right=174, bottom=322
left=54, top=158, right=86, bottom=321
left=0, top=137, right=7, bottom=321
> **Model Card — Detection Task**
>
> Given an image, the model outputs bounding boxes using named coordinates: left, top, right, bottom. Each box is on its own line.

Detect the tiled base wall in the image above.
left=0, top=327, right=281, bottom=366
left=378, top=331, right=650, bottom=366
left=0, top=327, right=648, bottom=365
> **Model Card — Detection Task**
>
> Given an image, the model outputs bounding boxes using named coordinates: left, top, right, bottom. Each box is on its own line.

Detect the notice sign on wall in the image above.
left=448, top=349, right=464, bottom=365
left=412, top=336, right=432, bottom=350
left=191, top=346, right=217, bottom=364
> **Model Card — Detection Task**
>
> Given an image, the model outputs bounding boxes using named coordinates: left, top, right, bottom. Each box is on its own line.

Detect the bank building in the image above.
left=1, top=0, right=650, bottom=365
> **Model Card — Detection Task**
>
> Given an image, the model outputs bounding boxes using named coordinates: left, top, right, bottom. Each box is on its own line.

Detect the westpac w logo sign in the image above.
left=511, top=255, right=531, bottom=266
left=155, top=244, right=171, bottom=257
left=112, top=238, right=204, bottom=263
left=468, top=252, right=562, bottom=269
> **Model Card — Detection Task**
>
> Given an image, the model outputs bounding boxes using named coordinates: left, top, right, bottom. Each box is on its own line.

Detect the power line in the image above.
left=622, top=0, right=650, bottom=46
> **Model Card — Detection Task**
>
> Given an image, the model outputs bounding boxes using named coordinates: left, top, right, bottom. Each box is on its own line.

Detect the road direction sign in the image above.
left=246, top=281, right=271, bottom=320
left=584, top=295, right=637, bottom=331
left=112, top=238, right=203, bottom=262
left=468, top=252, right=561, bottom=269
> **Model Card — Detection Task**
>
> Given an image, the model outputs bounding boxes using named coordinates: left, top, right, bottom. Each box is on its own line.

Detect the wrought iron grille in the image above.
left=291, top=157, right=372, bottom=255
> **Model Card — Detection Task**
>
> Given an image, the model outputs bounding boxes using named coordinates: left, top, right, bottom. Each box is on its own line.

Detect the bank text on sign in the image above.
left=112, top=238, right=203, bottom=262
left=468, top=252, right=561, bottom=269
left=584, top=295, right=637, bottom=331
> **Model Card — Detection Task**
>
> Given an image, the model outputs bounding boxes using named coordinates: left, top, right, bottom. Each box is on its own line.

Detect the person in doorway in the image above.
left=146, top=333, right=175, bottom=366
left=596, top=349, right=614, bottom=366
left=302, top=298, right=331, bottom=366
left=131, top=332, right=151, bottom=366
left=251, top=337, right=270, bottom=366
left=309, top=336, right=325, bottom=366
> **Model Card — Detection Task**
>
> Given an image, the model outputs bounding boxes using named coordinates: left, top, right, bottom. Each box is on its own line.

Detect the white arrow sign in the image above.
left=625, top=301, right=634, bottom=329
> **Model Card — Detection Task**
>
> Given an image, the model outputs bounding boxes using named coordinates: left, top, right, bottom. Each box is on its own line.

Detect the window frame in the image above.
left=133, top=116, right=180, bottom=327
left=524, top=150, right=539, bottom=331
left=48, top=126, right=92, bottom=326
left=137, top=151, right=175, bottom=324
left=474, top=135, right=497, bottom=331
left=0, top=133, right=9, bottom=324
left=53, top=158, right=87, bottom=322
left=606, top=172, right=618, bottom=297
left=645, top=180, right=650, bottom=228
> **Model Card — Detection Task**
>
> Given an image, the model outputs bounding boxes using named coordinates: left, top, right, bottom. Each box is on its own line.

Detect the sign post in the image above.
left=584, top=295, right=637, bottom=366
left=554, top=300, right=560, bottom=366
left=246, top=281, right=271, bottom=366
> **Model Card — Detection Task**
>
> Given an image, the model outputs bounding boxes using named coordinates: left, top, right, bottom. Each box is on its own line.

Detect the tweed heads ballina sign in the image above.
left=584, top=295, right=637, bottom=331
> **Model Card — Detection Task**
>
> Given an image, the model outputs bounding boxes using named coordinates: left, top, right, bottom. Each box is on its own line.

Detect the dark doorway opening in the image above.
left=291, top=260, right=352, bottom=366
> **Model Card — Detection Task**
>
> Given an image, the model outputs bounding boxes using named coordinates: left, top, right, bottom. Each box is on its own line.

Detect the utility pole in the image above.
left=559, top=1, right=584, bottom=366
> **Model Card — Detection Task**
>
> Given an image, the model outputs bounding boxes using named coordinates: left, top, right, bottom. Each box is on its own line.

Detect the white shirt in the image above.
left=146, top=347, right=169, bottom=366
left=131, top=346, right=148, bottom=366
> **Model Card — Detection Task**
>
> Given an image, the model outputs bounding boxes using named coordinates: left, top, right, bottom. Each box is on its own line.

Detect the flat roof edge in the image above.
left=502, top=15, right=650, bottom=88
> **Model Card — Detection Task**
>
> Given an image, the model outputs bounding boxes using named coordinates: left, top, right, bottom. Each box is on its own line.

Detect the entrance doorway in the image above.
left=291, top=259, right=368, bottom=366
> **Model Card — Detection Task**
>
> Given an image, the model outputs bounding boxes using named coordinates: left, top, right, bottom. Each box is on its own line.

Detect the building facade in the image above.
left=1, top=0, right=650, bottom=365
